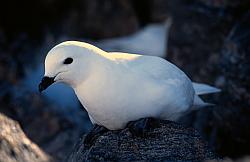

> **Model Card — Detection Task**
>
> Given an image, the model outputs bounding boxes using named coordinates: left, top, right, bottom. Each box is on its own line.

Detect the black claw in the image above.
left=127, top=117, right=160, bottom=138
left=83, top=124, right=108, bottom=147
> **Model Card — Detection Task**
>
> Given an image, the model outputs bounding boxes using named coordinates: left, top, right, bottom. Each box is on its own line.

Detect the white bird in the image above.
left=95, top=19, right=172, bottom=58
left=39, top=41, right=220, bottom=143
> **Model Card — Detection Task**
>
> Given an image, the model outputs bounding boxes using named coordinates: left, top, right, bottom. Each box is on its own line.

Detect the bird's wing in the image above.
left=108, top=52, right=186, bottom=81
left=97, top=21, right=171, bottom=58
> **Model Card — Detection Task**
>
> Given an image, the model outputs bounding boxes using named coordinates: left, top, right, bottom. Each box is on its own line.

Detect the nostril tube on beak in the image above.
left=39, top=76, right=55, bottom=93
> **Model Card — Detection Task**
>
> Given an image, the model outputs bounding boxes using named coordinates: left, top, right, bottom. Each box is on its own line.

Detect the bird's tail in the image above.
left=192, top=82, right=221, bottom=109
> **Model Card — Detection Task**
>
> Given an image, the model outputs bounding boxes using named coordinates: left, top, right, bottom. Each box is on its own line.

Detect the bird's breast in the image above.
left=73, top=69, right=194, bottom=130
left=74, top=73, right=167, bottom=129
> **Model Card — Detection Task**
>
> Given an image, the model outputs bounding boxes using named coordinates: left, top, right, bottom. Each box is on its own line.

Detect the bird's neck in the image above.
left=72, top=53, right=121, bottom=112
left=73, top=52, right=117, bottom=88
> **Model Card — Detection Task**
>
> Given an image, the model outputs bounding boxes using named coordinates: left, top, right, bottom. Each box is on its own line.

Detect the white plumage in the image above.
left=43, top=41, right=220, bottom=130
left=96, top=19, right=172, bottom=58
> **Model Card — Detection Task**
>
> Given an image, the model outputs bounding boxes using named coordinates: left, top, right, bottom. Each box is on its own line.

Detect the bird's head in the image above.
left=39, top=41, right=103, bottom=92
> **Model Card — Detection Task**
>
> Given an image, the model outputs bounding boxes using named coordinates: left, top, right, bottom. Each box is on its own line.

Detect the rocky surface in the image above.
left=67, top=120, right=218, bottom=162
left=0, top=35, right=89, bottom=161
left=0, top=113, right=51, bottom=162
left=202, top=11, right=250, bottom=157
left=62, top=0, right=139, bottom=39
left=0, top=89, right=89, bottom=161
left=165, top=1, right=250, bottom=158
left=0, top=0, right=140, bottom=40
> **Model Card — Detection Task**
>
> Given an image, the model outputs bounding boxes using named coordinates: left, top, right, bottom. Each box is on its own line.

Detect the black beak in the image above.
left=39, top=76, right=55, bottom=93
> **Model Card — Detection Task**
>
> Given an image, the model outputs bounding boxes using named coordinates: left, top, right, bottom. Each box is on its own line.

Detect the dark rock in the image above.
left=62, top=0, right=139, bottom=39
left=150, top=0, right=169, bottom=22
left=0, top=29, right=89, bottom=161
left=1, top=92, right=89, bottom=162
left=0, top=113, right=51, bottom=162
left=165, top=0, right=250, bottom=82
left=166, top=0, right=232, bottom=83
left=67, top=120, right=218, bottom=162
left=0, top=0, right=140, bottom=40
left=202, top=11, right=250, bottom=157
left=164, top=0, right=250, bottom=158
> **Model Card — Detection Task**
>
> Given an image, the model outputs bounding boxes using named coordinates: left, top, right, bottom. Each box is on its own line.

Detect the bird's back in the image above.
left=108, top=52, right=188, bottom=82
left=107, top=52, right=195, bottom=121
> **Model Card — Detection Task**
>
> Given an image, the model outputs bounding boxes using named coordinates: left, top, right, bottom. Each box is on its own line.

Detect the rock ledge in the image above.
left=0, top=113, right=51, bottom=162
left=67, top=120, right=218, bottom=162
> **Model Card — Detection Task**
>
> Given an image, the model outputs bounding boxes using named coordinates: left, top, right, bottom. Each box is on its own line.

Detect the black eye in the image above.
left=63, top=57, right=73, bottom=64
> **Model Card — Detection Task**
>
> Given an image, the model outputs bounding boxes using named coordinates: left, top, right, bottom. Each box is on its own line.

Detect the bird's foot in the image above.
left=127, top=117, right=160, bottom=138
left=84, top=124, right=108, bottom=147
